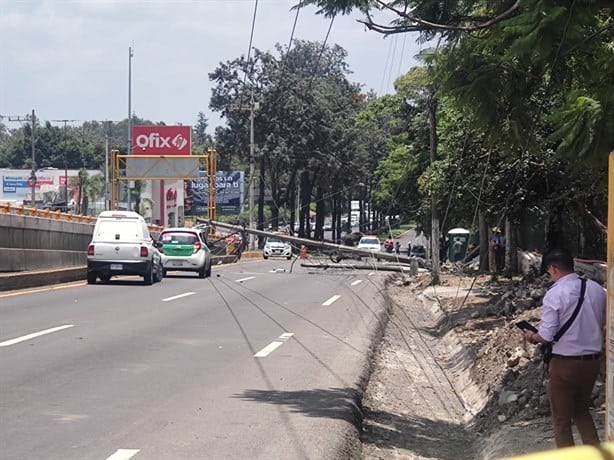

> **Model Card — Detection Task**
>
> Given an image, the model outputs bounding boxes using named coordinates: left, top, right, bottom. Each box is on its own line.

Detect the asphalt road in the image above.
left=0, top=259, right=387, bottom=460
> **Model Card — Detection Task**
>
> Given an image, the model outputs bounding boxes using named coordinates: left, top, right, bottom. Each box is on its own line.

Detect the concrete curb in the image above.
left=0, top=266, right=87, bottom=291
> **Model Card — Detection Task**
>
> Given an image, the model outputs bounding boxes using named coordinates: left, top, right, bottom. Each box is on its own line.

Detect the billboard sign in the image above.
left=132, top=125, right=191, bottom=156
left=185, top=171, right=244, bottom=215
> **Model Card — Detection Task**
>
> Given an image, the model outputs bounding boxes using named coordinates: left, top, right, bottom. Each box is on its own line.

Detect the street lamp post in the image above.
left=127, top=46, right=134, bottom=211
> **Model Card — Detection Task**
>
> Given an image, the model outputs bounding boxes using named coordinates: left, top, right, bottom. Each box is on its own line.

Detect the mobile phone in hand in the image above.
left=516, top=320, right=538, bottom=333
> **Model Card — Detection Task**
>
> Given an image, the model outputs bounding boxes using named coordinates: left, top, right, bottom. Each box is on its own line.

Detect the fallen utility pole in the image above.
left=201, top=219, right=423, bottom=266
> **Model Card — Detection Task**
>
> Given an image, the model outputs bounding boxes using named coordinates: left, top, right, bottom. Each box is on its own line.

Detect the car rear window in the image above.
left=160, top=232, right=198, bottom=245
left=95, top=220, right=140, bottom=241
left=360, top=238, right=379, bottom=245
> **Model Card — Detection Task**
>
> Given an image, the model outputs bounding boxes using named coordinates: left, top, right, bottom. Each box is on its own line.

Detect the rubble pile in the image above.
left=436, top=272, right=607, bottom=436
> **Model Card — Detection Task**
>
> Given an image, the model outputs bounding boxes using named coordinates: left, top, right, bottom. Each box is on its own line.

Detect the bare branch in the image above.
left=357, top=0, right=520, bottom=35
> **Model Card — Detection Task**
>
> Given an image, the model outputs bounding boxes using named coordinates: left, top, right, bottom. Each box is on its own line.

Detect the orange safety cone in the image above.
left=300, top=245, right=307, bottom=259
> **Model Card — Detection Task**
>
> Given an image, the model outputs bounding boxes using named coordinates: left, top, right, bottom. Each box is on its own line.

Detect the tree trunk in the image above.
left=505, top=217, right=518, bottom=273
left=479, top=211, right=489, bottom=272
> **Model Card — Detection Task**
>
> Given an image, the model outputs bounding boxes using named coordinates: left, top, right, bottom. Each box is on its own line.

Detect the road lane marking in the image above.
left=322, top=295, right=341, bottom=306
left=106, top=449, right=141, bottom=460
left=351, top=280, right=363, bottom=286
left=236, top=276, right=256, bottom=282
left=162, top=292, right=196, bottom=302
left=254, top=332, right=294, bottom=358
left=0, top=281, right=85, bottom=299
left=0, top=324, right=74, bottom=347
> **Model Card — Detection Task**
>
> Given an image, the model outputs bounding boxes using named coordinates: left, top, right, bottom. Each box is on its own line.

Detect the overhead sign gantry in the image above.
left=110, top=125, right=217, bottom=225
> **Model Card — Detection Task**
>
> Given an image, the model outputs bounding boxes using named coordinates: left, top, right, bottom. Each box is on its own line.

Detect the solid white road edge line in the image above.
left=254, top=332, right=294, bottom=358
left=0, top=324, right=74, bottom=347
left=105, top=449, right=141, bottom=460
left=351, top=280, right=363, bottom=286
left=236, top=276, right=257, bottom=282
left=322, top=295, right=341, bottom=306
left=162, top=292, right=196, bottom=302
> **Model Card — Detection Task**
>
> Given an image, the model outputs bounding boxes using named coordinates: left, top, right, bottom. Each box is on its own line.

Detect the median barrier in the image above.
left=0, top=254, right=253, bottom=292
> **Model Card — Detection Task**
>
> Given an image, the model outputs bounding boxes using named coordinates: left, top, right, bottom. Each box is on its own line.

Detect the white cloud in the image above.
left=0, top=0, right=423, bottom=129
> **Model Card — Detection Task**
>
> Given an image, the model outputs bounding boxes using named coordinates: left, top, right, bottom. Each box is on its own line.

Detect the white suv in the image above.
left=263, top=236, right=292, bottom=260
left=86, top=211, right=163, bottom=285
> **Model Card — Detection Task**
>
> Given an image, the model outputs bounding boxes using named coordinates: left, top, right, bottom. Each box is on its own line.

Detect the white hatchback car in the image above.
left=158, top=227, right=212, bottom=278
left=357, top=236, right=381, bottom=254
left=263, top=236, right=292, bottom=260
left=86, top=210, right=164, bottom=285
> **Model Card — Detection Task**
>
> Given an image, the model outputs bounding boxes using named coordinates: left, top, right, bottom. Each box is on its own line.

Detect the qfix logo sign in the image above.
left=132, top=125, right=191, bottom=155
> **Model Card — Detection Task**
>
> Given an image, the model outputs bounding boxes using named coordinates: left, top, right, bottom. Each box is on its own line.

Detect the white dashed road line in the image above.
left=254, top=332, right=294, bottom=358
left=322, top=295, right=341, bottom=306
left=162, top=292, right=196, bottom=302
left=351, top=280, right=363, bottom=286
left=105, top=449, right=140, bottom=460
left=0, top=324, right=74, bottom=348
left=236, top=276, right=256, bottom=282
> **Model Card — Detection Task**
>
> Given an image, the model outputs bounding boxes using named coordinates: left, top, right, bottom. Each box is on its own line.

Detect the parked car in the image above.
left=86, top=210, right=164, bottom=285
left=158, top=227, right=212, bottom=278
left=410, top=245, right=427, bottom=259
left=263, top=236, right=292, bottom=260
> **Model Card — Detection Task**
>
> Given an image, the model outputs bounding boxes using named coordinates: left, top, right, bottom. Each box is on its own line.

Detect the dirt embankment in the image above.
left=361, top=272, right=607, bottom=459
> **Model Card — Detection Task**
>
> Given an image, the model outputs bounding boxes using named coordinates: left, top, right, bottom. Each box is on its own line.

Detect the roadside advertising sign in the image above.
left=132, top=126, right=191, bottom=156
left=185, top=171, right=244, bottom=215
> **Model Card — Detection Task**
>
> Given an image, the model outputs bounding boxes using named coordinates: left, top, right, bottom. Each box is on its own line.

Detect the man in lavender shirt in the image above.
left=522, top=248, right=606, bottom=448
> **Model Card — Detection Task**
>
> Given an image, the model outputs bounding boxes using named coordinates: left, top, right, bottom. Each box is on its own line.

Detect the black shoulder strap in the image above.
left=553, top=278, right=587, bottom=342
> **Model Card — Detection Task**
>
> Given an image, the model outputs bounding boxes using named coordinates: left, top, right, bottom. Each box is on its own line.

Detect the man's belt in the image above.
left=551, top=353, right=601, bottom=361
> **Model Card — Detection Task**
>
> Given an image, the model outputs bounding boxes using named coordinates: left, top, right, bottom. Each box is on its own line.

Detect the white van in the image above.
left=86, top=211, right=163, bottom=285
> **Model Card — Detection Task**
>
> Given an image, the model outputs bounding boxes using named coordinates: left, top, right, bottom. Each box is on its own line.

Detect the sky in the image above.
left=0, top=0, right=424, bottom=133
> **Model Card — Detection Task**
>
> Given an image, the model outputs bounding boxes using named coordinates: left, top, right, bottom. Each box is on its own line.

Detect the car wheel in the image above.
left=198, top=266, right=206, bottom=278
left=263, top=255, right=268, bottom=259
left=86, top=272, right=97, bottom=284
left=99, top=273, right=111, bottom=283
left=143, top=267, right=154, bottom=285
left=154, top=263, right=163, bottom=283
left=205, top=261, right=212, bottom=278
left=162, top=268, right=167, bottom=277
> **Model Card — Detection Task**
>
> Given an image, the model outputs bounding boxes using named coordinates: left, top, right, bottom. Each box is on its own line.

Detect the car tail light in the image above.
left=87, top=244, right=95, bottom=256
left=140, top=246, right=149, bottom=257
left=193, top=241, right=201, bottom=254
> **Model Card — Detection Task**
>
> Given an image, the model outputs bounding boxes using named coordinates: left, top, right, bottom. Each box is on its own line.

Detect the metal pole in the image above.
left=105, top=132, right=109, bottom=210
left=249, top=97, right=255, bottom=250
left=30, top=109, right=37, bottom=209
left=127, top=46, right=133, bottom=212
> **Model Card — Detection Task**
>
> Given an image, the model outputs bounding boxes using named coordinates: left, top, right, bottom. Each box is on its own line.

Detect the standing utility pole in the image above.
left=127, top=46, right=134, bottom=211
left=6, top=111, right=37, bottom=207
left=231, top=96, right=259, bottom=250
left=51, top=119, right=77, bottom=203
left=249, top=95, right=256, bottom=250
left=427, top=88, right=440, bottom=284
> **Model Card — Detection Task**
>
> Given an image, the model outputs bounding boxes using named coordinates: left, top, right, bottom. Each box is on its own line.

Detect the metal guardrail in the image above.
left=0, top=203, right=165, bottom=233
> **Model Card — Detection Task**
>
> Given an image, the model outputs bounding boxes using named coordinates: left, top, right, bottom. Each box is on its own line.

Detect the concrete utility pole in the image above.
left=51, top=119, right=77, bottom=202
left=231, top=96, right=260, bottom=250
left=427, top=88, right=440, bottom=284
